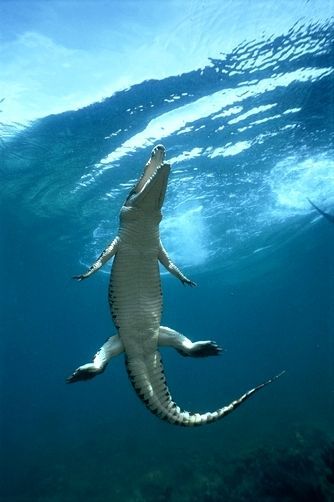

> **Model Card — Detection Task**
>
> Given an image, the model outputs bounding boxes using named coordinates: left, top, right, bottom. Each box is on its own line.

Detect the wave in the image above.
left=1, top=18, right=333, bottom=274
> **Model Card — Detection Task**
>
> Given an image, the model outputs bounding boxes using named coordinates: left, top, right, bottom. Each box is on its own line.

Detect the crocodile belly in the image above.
left=108, top=251, right=162, bottom=342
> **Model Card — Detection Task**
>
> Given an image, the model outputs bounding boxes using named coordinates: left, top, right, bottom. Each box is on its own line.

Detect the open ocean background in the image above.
left=1, top=1, right=334, bottom=500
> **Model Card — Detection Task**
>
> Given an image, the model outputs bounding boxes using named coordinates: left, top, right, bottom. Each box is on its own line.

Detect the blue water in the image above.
left=1, top=13, right=334, bottom=502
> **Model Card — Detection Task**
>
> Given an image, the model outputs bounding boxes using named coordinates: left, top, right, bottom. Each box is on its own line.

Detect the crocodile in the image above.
left=67, top=144, right=283, bottom=426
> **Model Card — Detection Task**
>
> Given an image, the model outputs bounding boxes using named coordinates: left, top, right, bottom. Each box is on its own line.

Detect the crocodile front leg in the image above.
left=159, top=242, right=196, bottom=286
left=73, top=236, right=119, bottom=281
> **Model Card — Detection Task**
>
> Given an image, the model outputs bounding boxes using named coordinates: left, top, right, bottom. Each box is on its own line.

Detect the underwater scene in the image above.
left=1, top=0, right=334, bottom=500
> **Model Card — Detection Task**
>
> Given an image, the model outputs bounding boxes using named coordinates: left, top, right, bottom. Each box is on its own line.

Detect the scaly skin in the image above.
left=68, top=145, right=284, bottom=426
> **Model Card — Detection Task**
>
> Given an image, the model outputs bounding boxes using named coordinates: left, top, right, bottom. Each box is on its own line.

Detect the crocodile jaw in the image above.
left=125, top=145, right=170, bottom=212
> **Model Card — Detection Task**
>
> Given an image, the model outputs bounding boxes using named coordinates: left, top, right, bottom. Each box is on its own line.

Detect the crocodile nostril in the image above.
left=151, top=144, right=166, bottom=158
left=153, top=144, right=165, bottom=154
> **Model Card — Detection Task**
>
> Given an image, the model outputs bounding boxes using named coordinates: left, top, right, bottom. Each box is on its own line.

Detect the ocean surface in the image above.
left=1, top=10, right=334, bottom=502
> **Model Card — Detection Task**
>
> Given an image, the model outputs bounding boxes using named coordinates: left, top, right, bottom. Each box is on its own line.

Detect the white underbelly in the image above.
left=108, top=250, right=162, bottom=351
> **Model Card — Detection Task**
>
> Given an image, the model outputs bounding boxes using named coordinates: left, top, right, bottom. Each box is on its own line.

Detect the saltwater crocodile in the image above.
left=67, top=144, right=283, bottom=426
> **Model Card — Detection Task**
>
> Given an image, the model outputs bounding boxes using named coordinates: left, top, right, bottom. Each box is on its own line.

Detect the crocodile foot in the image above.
left=177, top=340, right=223, bottom=357
left=66, top=363, right=105, bottom=383
left=181, top=278, right=197, bottom=287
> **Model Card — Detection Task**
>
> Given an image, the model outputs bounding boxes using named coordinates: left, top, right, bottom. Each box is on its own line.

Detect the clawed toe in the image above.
left=210, top=341, right=223, bottom=354
left=66, top=369, right=91, bottom=383
left=191, top=340, right=223, bottom=357
left=204, top=341, right=223, bottom=356
left=182, top=279, right=197, bottom=287
left=66, top=371, right=80, bottom=383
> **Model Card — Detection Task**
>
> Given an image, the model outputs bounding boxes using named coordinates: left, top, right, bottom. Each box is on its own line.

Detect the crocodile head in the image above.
left=124, top=145, right=170, bottom=212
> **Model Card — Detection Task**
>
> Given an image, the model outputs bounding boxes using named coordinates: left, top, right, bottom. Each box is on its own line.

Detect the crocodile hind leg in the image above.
left=158, top=326, right=222, bottom=357
left=67, top=325, right=222, bottom=384
left=66, top=334, right=124, bottom=383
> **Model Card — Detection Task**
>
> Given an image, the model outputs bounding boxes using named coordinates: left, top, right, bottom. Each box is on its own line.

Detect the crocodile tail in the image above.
left=125, top=352, right=284, bottom=427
